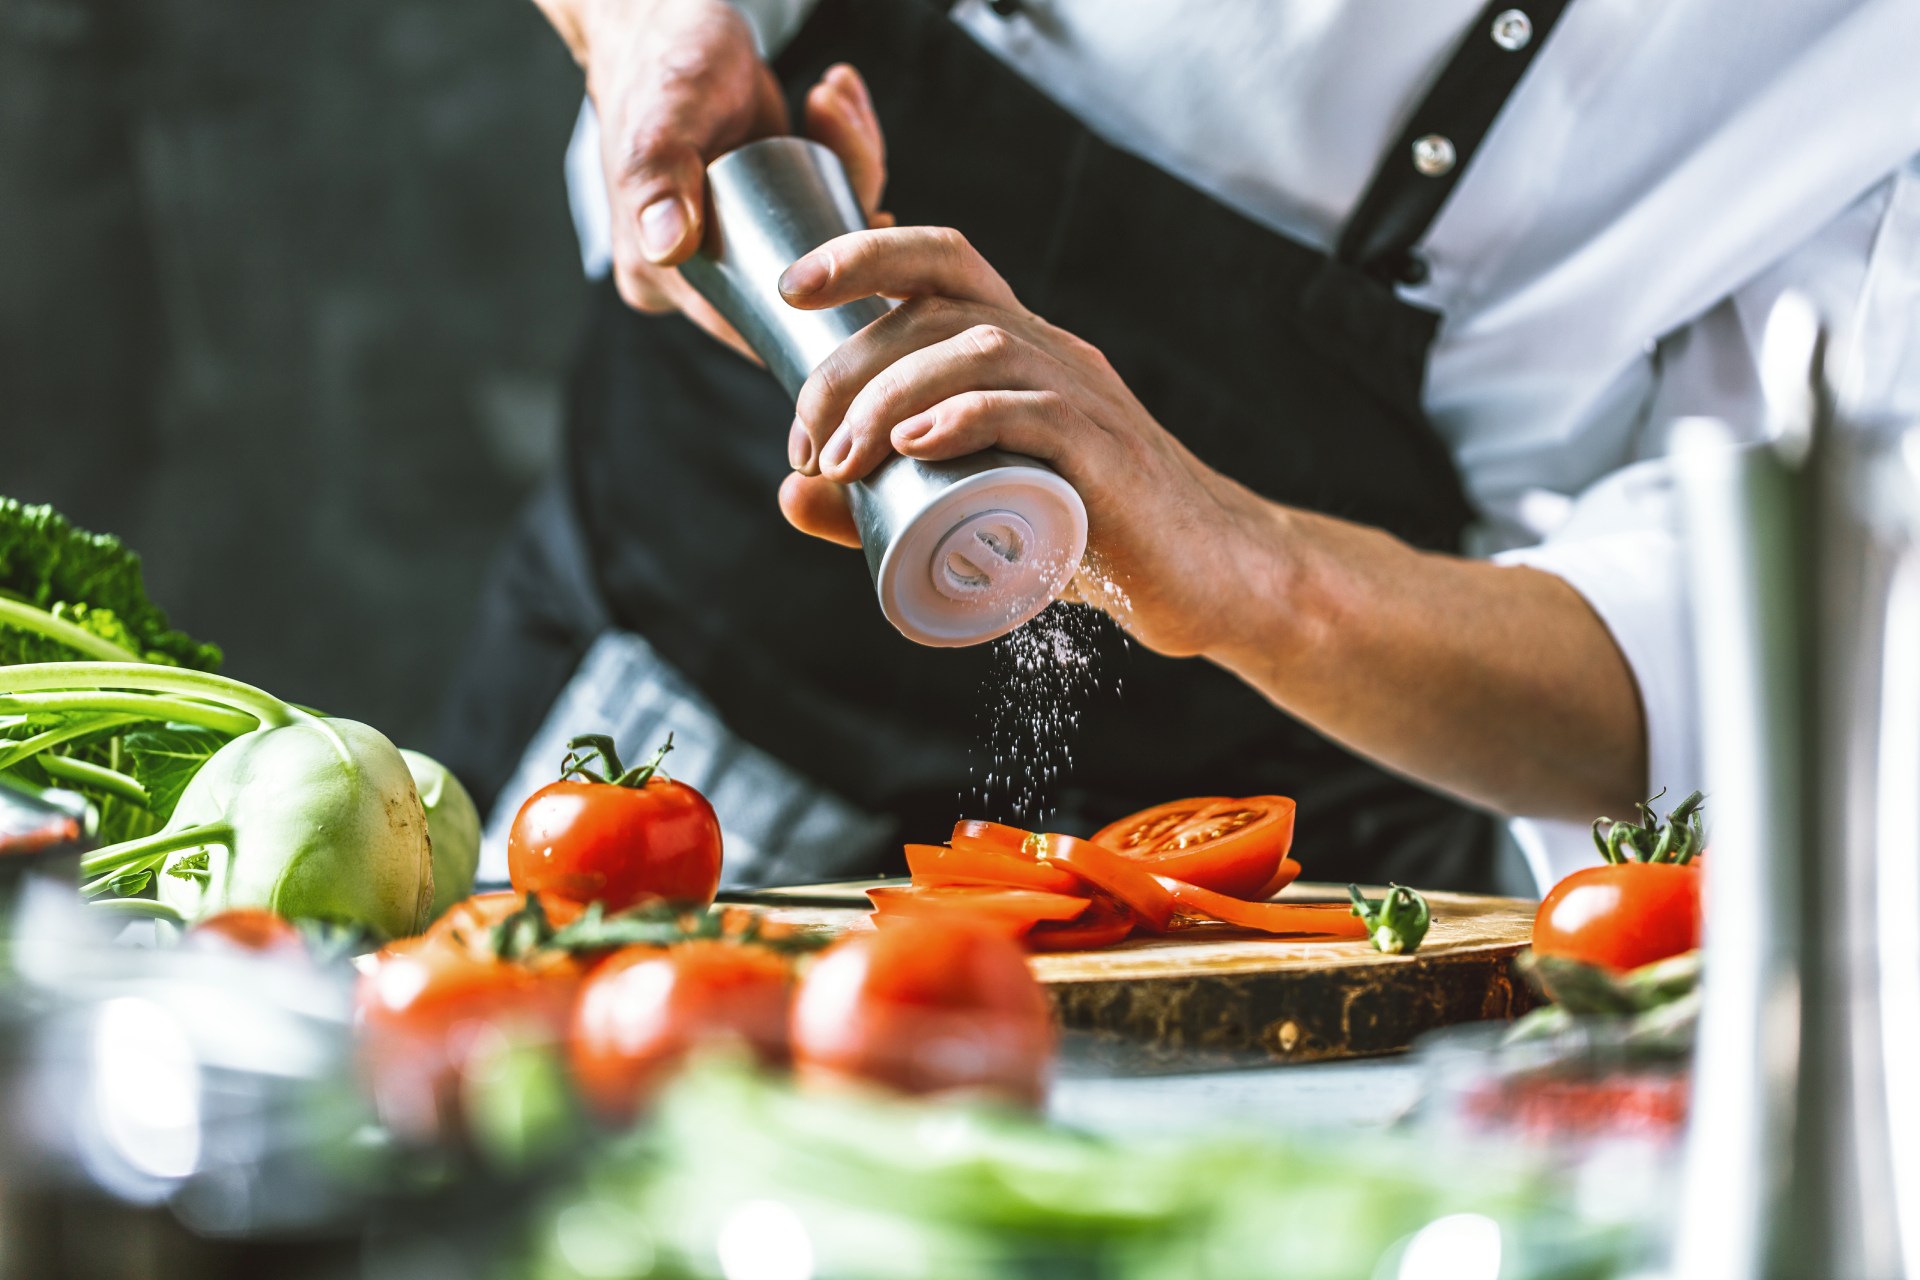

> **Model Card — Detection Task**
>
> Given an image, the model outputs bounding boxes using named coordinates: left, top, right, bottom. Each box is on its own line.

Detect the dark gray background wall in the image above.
left=1, top=0, right=586, bottom=747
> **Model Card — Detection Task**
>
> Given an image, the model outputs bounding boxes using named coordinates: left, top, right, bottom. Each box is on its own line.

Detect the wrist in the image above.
left=1200, top=492, right=1326, bottom=684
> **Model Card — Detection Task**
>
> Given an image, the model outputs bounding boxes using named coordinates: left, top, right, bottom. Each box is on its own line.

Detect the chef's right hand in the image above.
left=533, top=0, right=890, bottom=356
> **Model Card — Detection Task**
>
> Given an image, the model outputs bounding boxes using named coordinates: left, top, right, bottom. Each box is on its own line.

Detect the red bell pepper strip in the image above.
left=1034, top=834, right=1176, bottom=933
left=1154, top=875, right=1370, bottom=938
left=905, top=843, right=1085, bottom=895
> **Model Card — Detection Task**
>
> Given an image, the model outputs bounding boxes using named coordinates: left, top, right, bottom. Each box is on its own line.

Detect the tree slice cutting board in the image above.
left=740, top=881, right=1539, bottom=1071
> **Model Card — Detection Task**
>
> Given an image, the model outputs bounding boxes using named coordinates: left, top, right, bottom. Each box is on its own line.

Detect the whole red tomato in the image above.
left=507, top=735, right=722, bottom=912
left=356, top=936, right=582, bottom=1143
left=1533, top=863, right=1701, bottom=973
left=790, top=917, right=1054, bottom=1106
left=569, top=941, right=793, bottom=1123
left=186, top=908, right=307, bottom=959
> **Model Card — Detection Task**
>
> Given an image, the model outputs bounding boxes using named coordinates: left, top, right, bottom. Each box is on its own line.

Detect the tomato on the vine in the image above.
left=790, top=916, right=1054, bottom=1106
left=1533, top=864, right=1701, bottom=973
left=569, top=941, right=793, bottom=1122
left=508, top=734, right=722, bottom=912
left=1533, top=791, right=1707, bottom=973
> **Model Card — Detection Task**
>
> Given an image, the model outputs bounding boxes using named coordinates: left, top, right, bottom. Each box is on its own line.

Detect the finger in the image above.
left=778, top=226, right=1021, bottom=313
left=778, top=472, right=861, bottom=548
left=792, top=296, right=987, bottom=471
left=613, top=260, right=761, bottom=363
left=816, top=324, right=1062, bottom=484
left=890, top=389, right=1086, bottom=469
left=601, top=14, right=789, bottom=266
left=803, top=65, right=887, bottom=218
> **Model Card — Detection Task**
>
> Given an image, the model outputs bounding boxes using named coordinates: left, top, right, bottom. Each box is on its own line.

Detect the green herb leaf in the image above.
left=166, top=850, right=212, bottom=881
left=123, top=726, right=227, bottom=822
left=102, top=868, right=154, bottom=896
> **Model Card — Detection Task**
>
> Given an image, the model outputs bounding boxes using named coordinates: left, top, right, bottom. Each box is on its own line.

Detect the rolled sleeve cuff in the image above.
left=1494, top=530, right=1700, bottom=894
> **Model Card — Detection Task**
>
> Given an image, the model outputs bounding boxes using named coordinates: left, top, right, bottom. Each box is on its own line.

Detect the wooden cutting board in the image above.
left=742, top=881, right=1539, bottom=1071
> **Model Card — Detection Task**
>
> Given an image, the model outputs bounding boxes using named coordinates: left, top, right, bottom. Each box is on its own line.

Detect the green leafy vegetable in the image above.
left=0, top=498, right=221, bottom=670
left=124, top=725, right=228, bottom=823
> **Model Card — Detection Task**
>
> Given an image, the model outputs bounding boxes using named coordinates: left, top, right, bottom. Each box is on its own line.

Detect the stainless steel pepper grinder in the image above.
left=678, top=137, right=1088, bottom=647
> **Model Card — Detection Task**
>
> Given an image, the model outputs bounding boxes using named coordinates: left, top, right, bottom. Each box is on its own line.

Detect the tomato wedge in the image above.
left=1033, top=834, right=1176, bottom=933
left=1026, top=896, right=1136, bottom=952
left=1250, top=857, right=1304, bottom=901
left=905, top=843, right=1085, bottom=895
left=1092, top=797, right=1297, bottom=900
left=867, top=884, right=1091, bottom=939
left=1155, top=875, right=1369, bottom=938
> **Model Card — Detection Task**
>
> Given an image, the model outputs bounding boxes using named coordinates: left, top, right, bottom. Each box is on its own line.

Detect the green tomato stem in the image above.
left=79, top=821, right=232, bottom=878
left=38, top=753, right=149, bottom=807
left=0, top=690, right=258, bottom=738
left=91, top=898, right=187, bottom=925
left=0, top=663, right=293, bottom=729
left=0, top=597, right=143, bottom=662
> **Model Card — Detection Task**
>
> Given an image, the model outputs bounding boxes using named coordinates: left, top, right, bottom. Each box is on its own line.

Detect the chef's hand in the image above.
left=776, top=227, right=1278, bottom=659
left=531, top=0, right=889, bottom=355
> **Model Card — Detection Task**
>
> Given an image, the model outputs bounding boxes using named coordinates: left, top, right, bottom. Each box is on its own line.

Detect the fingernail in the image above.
left=821, top=429, right=852, bottom=472
left=892, top=413, right=931, bottom=445
left=788, top=419, right=814, bottom=471
left=639, top=197, right=687, bottom=262
left=779, top=254, right=827, bottom=297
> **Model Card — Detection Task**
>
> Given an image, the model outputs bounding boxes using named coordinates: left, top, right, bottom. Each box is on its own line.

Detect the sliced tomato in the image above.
left=867, top=884, right=1091, bottom=939
left=1093, top=797, right=1297, bottom=900
left=1025, top=896, right=1136, bottom=952
left=950, top=819, right=1038, bottom=858
left=1033, top=834, right=1176, bottom=933
left=1155, top=875, right=1370, bottom=939
left=905, top=843, right=1085, bottom=895
left=1249, top=857, right=1304, bottom=901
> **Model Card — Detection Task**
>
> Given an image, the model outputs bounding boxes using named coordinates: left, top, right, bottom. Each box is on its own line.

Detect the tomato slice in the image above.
left=1025, top=896, right=1136, bottom=952
left=950, top=819, right=1039, bottom=858
left=1155, top=875, right=1369, bottom=938
left=1033, top=834, right=1176, bottom=933
left=867, top=884, right=1091, bottom=939
left=1092, top=796, right=1297, bottom=900
left=1249, top=857, right=1304, bottom=901
left=905, top=843, right=1085, bottom=895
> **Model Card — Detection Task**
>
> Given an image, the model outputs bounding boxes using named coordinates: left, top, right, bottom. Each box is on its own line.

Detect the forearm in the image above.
left=1209, top=502, right=1647, bottom=822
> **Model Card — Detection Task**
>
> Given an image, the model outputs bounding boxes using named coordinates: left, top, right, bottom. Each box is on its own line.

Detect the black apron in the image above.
left=438, top=0, right=1571, bottom=893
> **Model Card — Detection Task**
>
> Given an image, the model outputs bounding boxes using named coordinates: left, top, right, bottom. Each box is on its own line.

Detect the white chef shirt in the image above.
left=564, top=0, right=1920, bottom=891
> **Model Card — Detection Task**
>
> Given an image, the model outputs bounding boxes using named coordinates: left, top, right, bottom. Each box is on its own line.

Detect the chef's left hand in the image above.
left=777, top=226, right=1273, bottom=658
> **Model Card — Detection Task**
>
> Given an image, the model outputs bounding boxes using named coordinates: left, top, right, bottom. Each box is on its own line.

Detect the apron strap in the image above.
left=1336, top=0, right=1574, bottom=284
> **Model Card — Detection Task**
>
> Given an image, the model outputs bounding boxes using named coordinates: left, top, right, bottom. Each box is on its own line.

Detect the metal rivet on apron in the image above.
left=1490, top=9, right=1533, bottom=51
left=1412, top=134, right=1456, bottom=177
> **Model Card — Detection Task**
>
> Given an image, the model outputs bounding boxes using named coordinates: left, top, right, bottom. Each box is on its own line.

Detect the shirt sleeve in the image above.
left=1492, top=157, right=1920, bottom=893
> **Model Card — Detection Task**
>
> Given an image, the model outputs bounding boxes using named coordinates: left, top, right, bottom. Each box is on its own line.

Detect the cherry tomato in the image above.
left=1532, top=863, right=1701, bottom=973
left=429, top=891, right=585, bottom=959
left=356, top=936, right=582, bottom=1144
left=568, top=941, right=793, bottom=1123
left=185, top=908, right=307, bottom=958
left=790, top=917, right=1054, bottom=1106
left=1091, top=796, right=1296, bottom=900
left=508, top=775, right=722, bottom=912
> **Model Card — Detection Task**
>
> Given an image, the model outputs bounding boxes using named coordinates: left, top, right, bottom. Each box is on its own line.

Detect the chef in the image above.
left=438, top=0, right=1920, bottom=894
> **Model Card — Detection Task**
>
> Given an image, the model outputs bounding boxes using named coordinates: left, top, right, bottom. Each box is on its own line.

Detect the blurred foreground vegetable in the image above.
left=516, top=1061, right=1634, bottom=1280
left=1533, top=792, right=1705, bottom=973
